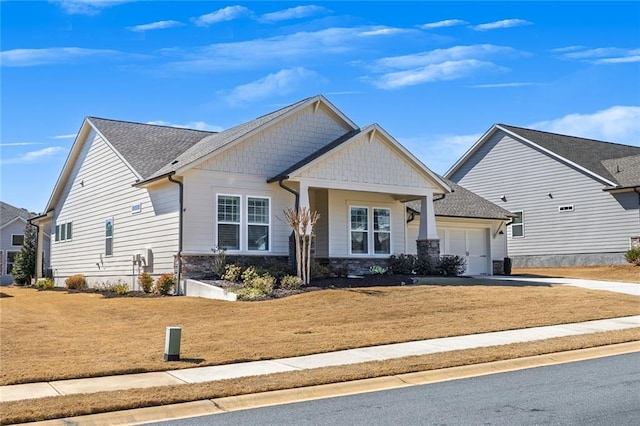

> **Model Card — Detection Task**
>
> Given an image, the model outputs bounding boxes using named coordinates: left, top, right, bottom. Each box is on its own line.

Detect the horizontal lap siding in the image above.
left=50, top=131, right=179, bottom=285
left=451, top=133, right=639, bottom=256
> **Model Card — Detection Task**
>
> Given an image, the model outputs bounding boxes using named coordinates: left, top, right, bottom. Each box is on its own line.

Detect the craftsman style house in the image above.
left=34, top=96, right=511, bottom=289
left=446, top=124, right=640, bottom=267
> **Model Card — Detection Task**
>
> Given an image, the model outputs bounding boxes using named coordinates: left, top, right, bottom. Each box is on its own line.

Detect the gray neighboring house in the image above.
left=446, top=124, right=640, bottom=267
left=0, top=201, right=50, bottom=285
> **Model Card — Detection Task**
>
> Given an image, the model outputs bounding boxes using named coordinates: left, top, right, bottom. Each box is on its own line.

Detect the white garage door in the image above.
left=440, top=228, right=489, bottom=275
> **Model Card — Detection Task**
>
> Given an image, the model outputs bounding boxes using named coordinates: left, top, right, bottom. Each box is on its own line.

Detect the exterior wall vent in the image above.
left=558, top=205, right=574, bottom=212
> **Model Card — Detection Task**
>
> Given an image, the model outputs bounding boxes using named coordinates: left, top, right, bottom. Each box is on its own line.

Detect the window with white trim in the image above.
left=55, top=221, right=73, bottom=242
left=11, top=234, right=24, bottom=246
left=510, top=211, right=524, bottom=238
left=105, top=218, right=114, bottom=256
left=350, top=206, right=392, bottom=255
left=6, top=251, right=18, bottom=276
left=247, top=197, right=269, bottom=251
left=217, top=195, right=240, bottom=250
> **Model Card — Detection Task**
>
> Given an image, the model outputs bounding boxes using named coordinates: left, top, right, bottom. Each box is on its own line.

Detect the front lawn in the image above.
left=1, top=282, right=638, bottom=386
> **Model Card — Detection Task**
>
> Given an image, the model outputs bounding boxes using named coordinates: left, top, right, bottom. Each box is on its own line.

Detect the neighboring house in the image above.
left=0, top=201, right=50, bottom=285
left=33, top=95, right=511, bottom=290
left=446, top=124, right=640, bottom=267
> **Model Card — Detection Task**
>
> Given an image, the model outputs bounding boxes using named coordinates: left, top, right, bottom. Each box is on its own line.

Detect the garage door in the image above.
left=440, top=228, right=489, bottom=275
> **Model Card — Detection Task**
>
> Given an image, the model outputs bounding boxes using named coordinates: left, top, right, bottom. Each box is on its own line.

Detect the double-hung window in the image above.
left=55, top=221, right=72, bottom=242
left=217, top=195, right=270, bottom=252
left=105, top=218, right=114, bottom=256
left=510, top=211, right=524, bottom=238
left=350, top=207, right=391, bottom=255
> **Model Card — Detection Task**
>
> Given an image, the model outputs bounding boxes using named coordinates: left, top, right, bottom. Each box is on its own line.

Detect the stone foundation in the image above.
left=177, top=254, right=290, bottom=280
left=492, top=260, right=505, bottom=275
left=416, top=239, right=440, bottom=262
left=512, top=253, right=627, bottom=268
left=322, top=257, right=390, bottom=276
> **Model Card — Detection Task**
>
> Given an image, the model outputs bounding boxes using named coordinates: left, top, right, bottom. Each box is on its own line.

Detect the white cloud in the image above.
left=358, top=27, right=409, bottom=37
left=419, top=19, right=468, bottom=30
left=51, top=0, right=131, bottom=15
left=528, top=106, right=640, bottom=145
left=371, top=45, right=518, bottom=71
left=260, top=5, right=329, bottom=23
left=0, top=47, right=120, bottom=67
left=472, top=19, right=532, bottom=31
left=0, top=142, right=41, bottom=147
left=146, top=121, right=223, bottom=132
left=128, top=20, right=184, bottom=32
left=166, top=26, right=404, bottom=72
left=1, top=146, right=66, bottom=165
left=51, top=133, right=78, bottom=139
left=555, top=47, right=640, bottom=64
left=471, top=82, right=540, bottom=88
left=221, top=67, right=323, bottom=106
left=371, top=59, right=502, bottom=89
left=192, top=5, right=252, bottom=26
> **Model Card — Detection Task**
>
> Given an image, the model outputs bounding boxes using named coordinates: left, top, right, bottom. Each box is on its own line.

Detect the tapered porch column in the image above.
left=416, top=190, right=440, bottom=260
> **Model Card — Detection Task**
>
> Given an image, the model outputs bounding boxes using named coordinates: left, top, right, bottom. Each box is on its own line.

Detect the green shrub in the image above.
left=138, top=272, right=154, bottom=293
left=415, top=256, right=436, bottom=275
left=111, top=282, right=129, bottom=295
left=280, top=274, right=303, bottom=290
left=244, top=273, right=275, bottom=295
left=310, top=261, right=331, bottom=280
left=241, top=266, right=260, bottom=283
left=369, top=265, right=388, bottom=275
left=154, top=273, right=176, bottom=295
left=388, top=254, right=415, bottom=275
left=222, top=264, right=243, bottom=282
left=35, top=278, right=54, bottom=290
left=235, top=287, right=268, bottom=300
left=624, top=247, right=640, bottom=266
left=439, top=255, right=466, bottom=276
left=65, top=274, right=87, bottom=290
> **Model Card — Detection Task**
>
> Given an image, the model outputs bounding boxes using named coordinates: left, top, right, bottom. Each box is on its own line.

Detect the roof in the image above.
left=498, top=124, right=640, bottom=187
left=1, top=201, right=34, bottom=228
left=87, top=117, right=215, bottom=180
left=407, top=179, right=513, bottom=220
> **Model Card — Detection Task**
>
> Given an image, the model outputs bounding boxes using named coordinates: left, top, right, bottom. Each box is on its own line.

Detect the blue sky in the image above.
left=1, top=1, right=639, bottom=213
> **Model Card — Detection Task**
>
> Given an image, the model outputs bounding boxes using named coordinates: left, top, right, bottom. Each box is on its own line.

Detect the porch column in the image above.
left=298, top=181, right=310, bottom=211
left=416, top=190, right=440, bottom=260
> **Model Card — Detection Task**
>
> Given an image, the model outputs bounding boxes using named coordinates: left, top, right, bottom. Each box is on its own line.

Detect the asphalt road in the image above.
left=150, top=352, right=640, bottom=425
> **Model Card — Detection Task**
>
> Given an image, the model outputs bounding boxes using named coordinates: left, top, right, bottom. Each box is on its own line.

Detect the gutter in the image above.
left=167, top=173, right=184, bottom=295
left=277, top=178, right=300, bottom=210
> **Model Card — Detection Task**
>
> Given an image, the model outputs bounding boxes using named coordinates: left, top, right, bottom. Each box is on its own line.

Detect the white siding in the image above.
left=196, top=105, right=350, bottom=177
left=50, top=130, right=179, bottom=287
left=327, top=190, right=405, bottom=257
left=182, top=169, right=295, bottom=255
left=450, top=132, right=640, bottom=256
left=298, top=133, right=434, bottom=189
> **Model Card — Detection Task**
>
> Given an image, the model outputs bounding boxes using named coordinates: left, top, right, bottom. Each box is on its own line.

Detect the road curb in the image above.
left=24, top=341, right=639, bottom=426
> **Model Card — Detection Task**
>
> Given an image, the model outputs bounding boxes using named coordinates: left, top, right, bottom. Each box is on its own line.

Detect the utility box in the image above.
left=164, top=326, right=181, bottom=361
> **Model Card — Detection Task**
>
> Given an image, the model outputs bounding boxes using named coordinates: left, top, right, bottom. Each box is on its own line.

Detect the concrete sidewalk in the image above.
left=475, top=275, right=640, bottom=296
left=2, top=315, right=639, bottom=403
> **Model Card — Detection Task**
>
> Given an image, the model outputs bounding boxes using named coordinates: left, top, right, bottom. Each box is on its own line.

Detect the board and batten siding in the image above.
left=449, top=132, right=640, bottom=259
left=50, top=130, right=179, bottom=288
left=196, top=104, right=351, bottom=178
left=182, top=169, right=295, bottom=255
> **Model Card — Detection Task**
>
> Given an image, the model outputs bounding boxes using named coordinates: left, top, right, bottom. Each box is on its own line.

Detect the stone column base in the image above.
left=417, top=239, right=440, bottom=260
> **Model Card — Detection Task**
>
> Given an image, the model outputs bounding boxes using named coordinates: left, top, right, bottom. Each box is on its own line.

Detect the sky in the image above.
left=1, top=1, right=639, bottom=213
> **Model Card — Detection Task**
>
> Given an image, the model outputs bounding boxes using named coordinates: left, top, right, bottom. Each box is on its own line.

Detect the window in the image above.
left=11, top=234, right=24, bottom=246
left=511, top=211, right=524, bottom=238
left=55, top=221, right=72, bottom=242
left=350, top=207, right=369, bottom=254
left=247, top=197, right=269, bottom=251
left=6, top=251, right=18, bottom=276
left=217, top=195, right=240, bottom=250
left=558, top=205, right=574, bottom=212
left=105, top=218, right=114, bottom=256
left=373, top=208, right=391, bottom=254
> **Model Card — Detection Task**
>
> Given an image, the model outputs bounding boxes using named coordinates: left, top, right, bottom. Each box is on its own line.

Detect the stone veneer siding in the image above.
left=492, top=260, right=505, bottom=275
left=177, top=254, right=290, bottom=280
left=321, top=257, right=390, bottom=276
left=416, top=239, right=440, bottom=261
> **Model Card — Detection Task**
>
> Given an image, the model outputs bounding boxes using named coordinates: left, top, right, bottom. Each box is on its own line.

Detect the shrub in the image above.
left=280, top=274, right=303, bottom=290
left=369, top=265, right=388, bottom=275
left=154, top=273, right=176, bottom=295
left=241, top=266, right=260, bottom=283
left=209, top=247, right=227, bottom=278
left=440, top=255, right=467, bottom=276
left=236, top=287, right=268, bottom=300
left=11, top=223, right=37, bottom=285
left=244, top=273, right=275, bottom=295
left=35, top=278, right=54, bottom=290
left=310, top=261, right=331, bottom=280
left=222, top=264, right=243, bottom=282
left=415, top=256, right=436, bottom=275
left=388, top=254, right=415, bottom=275
left=65, top=274, right=87, bottom=290
left=138, top=272, right=154, bottom=293
left=112, top=282, right=130, bottom=295
left=624, top=247, right=640, bottom=266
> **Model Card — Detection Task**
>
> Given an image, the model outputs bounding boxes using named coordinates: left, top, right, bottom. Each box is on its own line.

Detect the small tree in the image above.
left=11, top=223, right=37, bottom=285
left=283, top=206, right=319, bottom=285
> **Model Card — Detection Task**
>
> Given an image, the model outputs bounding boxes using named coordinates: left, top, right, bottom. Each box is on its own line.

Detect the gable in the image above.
left=292, top=129, right=446, bottom=192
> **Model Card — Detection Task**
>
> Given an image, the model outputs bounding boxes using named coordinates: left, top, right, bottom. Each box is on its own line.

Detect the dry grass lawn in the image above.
left=514, top=264, right=639, bottom=283
left=1, top=329, right=639, bottom=425
left=1, top=284, right=639, bottom=386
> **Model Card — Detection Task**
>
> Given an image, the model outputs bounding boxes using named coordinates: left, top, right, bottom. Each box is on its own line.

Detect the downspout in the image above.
left=278, top=178, right=299, bottom=210
left=168, top=174, right=184, bottom=295
left=27, top=218, right=40, bottom=281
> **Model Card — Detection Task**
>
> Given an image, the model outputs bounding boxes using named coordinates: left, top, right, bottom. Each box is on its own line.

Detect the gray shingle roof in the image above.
left=1, top=201, right=33, bottom=228
left=499, top=124, right=640, bottom=186
left=408, top=179, right=513, bottom=220
left=146, top=97, right=313, bottom=181
left=88, top=117, right=215, bottom=179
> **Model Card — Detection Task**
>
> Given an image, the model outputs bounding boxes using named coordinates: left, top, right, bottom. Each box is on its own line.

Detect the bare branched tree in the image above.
left=284, top=206, right=320, bottom=285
